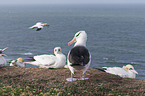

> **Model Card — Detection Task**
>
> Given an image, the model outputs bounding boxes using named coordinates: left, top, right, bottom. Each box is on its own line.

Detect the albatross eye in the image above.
left=55, top=49, right=57, bottom=52
left=58, top=49, right=61, bottom=51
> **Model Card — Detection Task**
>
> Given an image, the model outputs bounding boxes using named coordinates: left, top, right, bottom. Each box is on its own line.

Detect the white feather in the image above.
left=103, top=64, right=138, bottom=78
left=25, top=47, right=66, bottom=68
left=34, top=55, right=56, bottom=66
left=0, top=55, right=7, bottom=66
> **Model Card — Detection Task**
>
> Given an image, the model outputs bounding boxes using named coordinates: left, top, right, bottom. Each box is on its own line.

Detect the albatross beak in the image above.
left=68, top=37, right=76, bottom=46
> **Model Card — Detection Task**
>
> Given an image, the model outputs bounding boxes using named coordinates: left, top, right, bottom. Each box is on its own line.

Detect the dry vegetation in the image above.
left=0, top=66, right=144, bottom=95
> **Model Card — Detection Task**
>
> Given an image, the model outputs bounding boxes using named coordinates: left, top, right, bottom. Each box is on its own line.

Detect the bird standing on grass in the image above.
left=67, top=31, right=91, bottom=81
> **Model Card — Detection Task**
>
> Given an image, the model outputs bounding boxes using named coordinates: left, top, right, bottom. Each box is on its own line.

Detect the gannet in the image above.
left=25, top=47, right=66, bottom=68
left=10, top=57, right=25, bottom=67
left=29, top=22, right=49, bottom=31
left=66, top=31, right=91, bottom=81
left=102, top=64, right=138, bottom=78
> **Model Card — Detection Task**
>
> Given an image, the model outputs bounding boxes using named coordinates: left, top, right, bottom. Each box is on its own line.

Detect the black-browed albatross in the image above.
left=67, top=31, right=91, bottom=81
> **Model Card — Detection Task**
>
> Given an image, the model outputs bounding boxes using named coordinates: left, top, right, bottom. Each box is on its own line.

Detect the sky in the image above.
left=1, top=0, right=145, bottom=5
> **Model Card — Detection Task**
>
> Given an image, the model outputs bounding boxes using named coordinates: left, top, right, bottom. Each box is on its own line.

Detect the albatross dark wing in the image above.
left=69, top=46, right=90, bottom=66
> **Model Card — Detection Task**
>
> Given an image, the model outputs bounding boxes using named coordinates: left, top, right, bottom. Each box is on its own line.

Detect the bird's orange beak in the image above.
left=44, top=23, right=47, bottom=26
left=68, top=37, right=76, bottom=46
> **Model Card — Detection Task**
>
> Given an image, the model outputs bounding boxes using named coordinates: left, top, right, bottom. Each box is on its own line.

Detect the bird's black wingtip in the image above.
left=36, top=28, right=42, bottom=31
left=94, top=68, right=106, bottom=72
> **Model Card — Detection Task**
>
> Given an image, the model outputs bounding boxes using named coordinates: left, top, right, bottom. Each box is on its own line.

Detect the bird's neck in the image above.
left=74, top=40, right=86, bottom=47
left=55, top=53, right=63, bottom=58
left=55, top=53, right=66, bottom=64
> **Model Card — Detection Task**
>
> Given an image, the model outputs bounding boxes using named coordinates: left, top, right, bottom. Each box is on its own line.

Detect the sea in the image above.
left=0, top=4, right=145, bottom=79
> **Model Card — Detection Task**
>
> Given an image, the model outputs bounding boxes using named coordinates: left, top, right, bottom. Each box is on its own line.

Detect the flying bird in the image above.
left=25, top=47, right=66, bottom=68
left=10, top=57, right=25, bottom=67
left=29, top=22, right=49, bottom=31
left=67, top=31, right=91, bottom=81
left=102, top=64, right=138, bottom=78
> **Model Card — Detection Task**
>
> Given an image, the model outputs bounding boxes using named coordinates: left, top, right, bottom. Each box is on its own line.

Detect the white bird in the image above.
left=102, top=64, right=138, bottom=78
left=25, top=47, right=66, bottom=68
left=29, top=22, right=49, bottom=31
left=10, top=57, right=25, bottom=67
left=0, top=47, right=8, bottom=66
left=67, top=31, right=91, bottom=81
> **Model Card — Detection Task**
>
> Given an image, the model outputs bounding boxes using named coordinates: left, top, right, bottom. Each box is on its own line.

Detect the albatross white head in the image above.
left=123, top=64, right=138, bottom=74
left=68, top=31, right=87, bottom=47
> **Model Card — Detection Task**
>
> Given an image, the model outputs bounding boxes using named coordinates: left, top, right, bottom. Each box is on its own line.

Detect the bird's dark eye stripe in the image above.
left=76, top=32, right=81, bottom=37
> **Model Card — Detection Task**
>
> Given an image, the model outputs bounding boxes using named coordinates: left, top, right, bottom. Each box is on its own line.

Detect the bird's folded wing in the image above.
left=24, top=61, right=41, bottom=66
left=16, top=62, right=25, bottom=67
left=34, top=55, right=56, bottom=66
left=104, top=67, right=128, bottom=76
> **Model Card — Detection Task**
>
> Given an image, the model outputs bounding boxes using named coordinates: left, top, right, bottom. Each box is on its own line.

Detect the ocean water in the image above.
left=0, top=4, right=145, bottom=79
